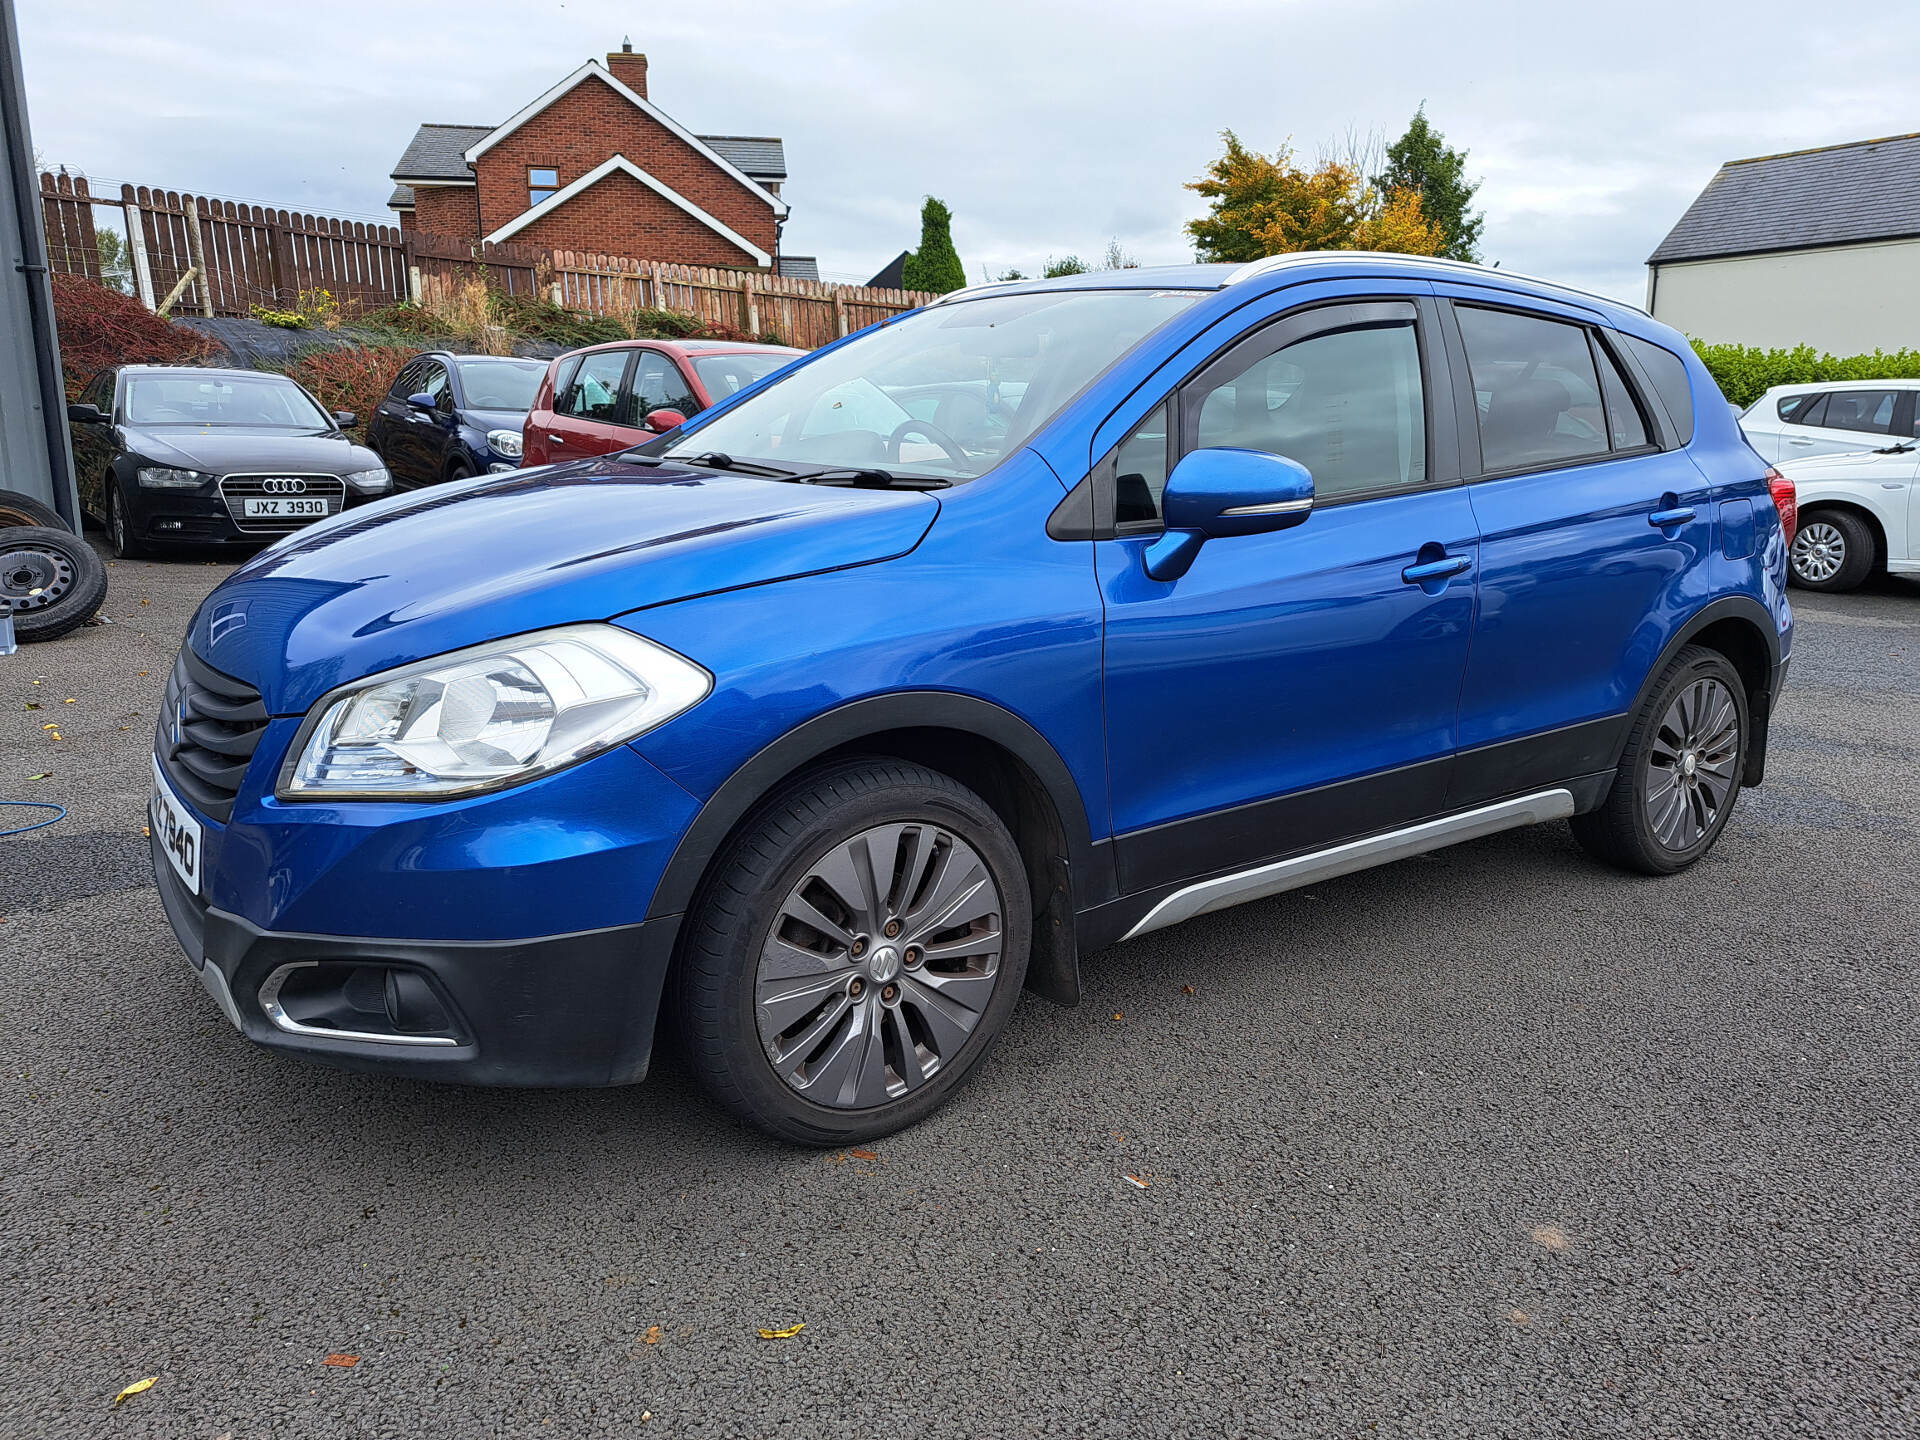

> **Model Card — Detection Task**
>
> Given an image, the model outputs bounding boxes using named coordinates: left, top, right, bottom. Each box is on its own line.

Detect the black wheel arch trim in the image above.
left=643, top=690, right=1101, bottom=919
left=1618, top=595, right=1782, bottom=786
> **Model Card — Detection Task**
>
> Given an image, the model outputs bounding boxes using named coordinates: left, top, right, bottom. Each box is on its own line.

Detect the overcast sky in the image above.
left=18, top=0, right=1920, bottom=302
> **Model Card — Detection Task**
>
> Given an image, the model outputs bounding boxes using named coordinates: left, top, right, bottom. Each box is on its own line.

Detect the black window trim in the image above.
left=1089, top=295, right=1457, bottom=539
left=1440, top=298, right=1668, bottom=485
left=560, top=345, right=639, bottom=426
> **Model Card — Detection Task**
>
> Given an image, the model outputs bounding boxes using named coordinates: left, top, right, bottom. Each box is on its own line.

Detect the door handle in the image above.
left=548, top=434, right=566, bottom=445
left=1402, top=555, right=1472, bottom=584
left=1787, top=437, right=1813, bottom=446
left=1648, top=505, right=1696, bottom=527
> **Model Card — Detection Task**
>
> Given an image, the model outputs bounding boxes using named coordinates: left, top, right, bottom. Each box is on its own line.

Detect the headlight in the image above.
left=278, top=625, right=710, bottom=800
left=344, top=466, right=391, bottom=494
left=487, top=429, right=523, bottom=458
left=137, top=466, right=212, bottom=489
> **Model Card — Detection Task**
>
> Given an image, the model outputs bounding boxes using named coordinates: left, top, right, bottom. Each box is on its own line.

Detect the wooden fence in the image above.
left=40, top=174, right=932, bottom=347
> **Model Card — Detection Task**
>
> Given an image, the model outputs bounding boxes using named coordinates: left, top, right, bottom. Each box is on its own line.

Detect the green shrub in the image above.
left=485, top=292, right=628, bottom=348
left=1691, top=340, right=1920, bottom=409
left=630, top=306, right=709, bottom=340
left=901, top=197, right=965, bottom=295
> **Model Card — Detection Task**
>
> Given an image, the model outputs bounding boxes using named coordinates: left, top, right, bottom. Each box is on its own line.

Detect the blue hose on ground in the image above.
left=0, top=801, right=67, bottom=838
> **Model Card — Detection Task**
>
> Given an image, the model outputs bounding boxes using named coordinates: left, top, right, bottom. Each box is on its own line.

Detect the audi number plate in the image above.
left=242, top=497, right=328, bottom=518
left=150, top=755, right=202, bottom=895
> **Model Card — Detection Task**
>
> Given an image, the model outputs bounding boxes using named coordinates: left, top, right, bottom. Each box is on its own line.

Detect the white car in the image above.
left=1778, top=440, right=1920, bottom=592
left=1741, top=380, right=1920, bottom=462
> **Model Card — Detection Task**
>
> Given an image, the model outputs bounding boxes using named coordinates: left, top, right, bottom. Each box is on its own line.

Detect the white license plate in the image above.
left=150, top=756, right=203, bottom=895
left=242, top=497, right=328, bottom=518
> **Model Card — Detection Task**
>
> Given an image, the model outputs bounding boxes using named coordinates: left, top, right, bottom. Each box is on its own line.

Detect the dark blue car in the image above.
left=150, top=255, right=1795, bottom=1143
left=363, top=352, right=549, bottom=488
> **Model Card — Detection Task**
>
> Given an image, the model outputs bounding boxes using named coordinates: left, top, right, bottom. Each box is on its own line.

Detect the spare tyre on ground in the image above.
left=0, top=487, right=68, bottom=530
left=1, top=525, right=109, bottom=643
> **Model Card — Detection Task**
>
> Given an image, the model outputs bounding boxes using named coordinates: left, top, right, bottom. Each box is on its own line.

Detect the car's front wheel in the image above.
left=1789, top=509, right=1874, bottom=592
left=675, top=758, right=1030, bottom=1145
left=105, top=479, right=151, bottom=559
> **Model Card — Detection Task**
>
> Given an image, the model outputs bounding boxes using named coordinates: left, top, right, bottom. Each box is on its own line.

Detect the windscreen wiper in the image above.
left=786, top=466, right=952, bottom=491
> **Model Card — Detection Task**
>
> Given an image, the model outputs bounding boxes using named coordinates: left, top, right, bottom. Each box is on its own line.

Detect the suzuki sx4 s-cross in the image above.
left=149, top=253, right=1794, bottom=1143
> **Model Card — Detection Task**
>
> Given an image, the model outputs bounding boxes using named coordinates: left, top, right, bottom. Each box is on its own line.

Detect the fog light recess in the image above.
left=258, top=962, right=462, bottom=1047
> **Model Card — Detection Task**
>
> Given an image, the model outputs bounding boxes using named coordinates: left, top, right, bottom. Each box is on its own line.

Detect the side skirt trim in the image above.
left=1119, top=788, right=1576, bottom=941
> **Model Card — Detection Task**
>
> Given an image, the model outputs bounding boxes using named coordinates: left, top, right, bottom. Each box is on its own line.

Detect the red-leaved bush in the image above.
left=270, top=345, right=424, bottom=436
left=51, top=273, right=214, bottom=397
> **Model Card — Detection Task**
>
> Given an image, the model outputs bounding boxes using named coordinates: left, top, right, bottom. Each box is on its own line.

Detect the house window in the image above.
left=529, top=167, right=559, bottom=207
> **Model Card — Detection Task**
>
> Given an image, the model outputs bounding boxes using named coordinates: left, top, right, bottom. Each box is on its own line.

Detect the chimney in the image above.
left=606, top=39, right=647, bottom=98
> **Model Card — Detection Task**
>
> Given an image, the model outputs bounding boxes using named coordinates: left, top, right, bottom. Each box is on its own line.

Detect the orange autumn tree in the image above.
left=1186, top=131, right=1446, bottom=262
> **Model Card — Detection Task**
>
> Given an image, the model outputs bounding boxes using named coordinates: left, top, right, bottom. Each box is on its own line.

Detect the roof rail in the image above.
left=1224, top=251, right=1647, bottom=317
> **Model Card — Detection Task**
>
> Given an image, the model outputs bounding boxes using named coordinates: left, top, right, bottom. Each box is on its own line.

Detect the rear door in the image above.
left=537, top=348, right=636, bottom=462
left=1779, top=388, right=1906, bottom=459
left=1098, top=292, right=1481, bottom=895
left=1438, top=292, right=1715, bottom=805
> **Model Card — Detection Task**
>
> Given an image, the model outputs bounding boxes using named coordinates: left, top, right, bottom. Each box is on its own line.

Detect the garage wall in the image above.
left=1649, top=237, right=1920, bottom=353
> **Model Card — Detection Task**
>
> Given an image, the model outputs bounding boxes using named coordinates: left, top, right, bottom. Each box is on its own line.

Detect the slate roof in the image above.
left=389, top=123, right=491, bottom=182
left=866, top=250, right=909, bottom=290
left=388, top=185, right=414, bottom=209
left=1649, top=132, right=1920, bottom=265
left=776, top=255, right=819, bottom=281
left=698, top=135, right=786, bottom=180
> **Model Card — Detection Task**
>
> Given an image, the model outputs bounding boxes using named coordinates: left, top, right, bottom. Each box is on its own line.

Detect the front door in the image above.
left=1437, top=292, right=1717, bottom=804
left=542, top=348, right=637, bottom=461
left=385, top=358, right=452, bottom=488
left=1098, top=299, right=1479, bottom=896
left=68, top=370, right=117, bottom=517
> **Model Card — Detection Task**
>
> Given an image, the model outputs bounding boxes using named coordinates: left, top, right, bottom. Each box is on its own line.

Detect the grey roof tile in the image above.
left=388, top=184, right=414, bottom=209
left=1650, top=133, right=1920, bottom=264
left=775, top=255, right=818, bottom=281
left=390, top=123, right=492, bottom=182
left=698, top=135, right=786, bottom=180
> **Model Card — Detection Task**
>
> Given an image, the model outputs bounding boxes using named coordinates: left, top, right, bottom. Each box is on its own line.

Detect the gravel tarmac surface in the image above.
left=3, top=545, right=1916, bottom=1439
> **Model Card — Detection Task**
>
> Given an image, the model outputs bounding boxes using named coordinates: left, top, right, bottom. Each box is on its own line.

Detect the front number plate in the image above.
left=243, top=496, right=328, bottom=518
left=150, top=755, right=202, bottom=895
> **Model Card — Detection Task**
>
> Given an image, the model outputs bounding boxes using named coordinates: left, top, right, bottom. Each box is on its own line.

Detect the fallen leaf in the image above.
left=1530, top=1225, right=1570, bottom=1253
left=1508, top=1308, right=1531, bottom=1325
left=22, top=702, right=37, bottom=710
left=1181, top=985, right=1196, bottom=996
left=1112, top=1011, right=1124, bottom=1021
left=641, top=1325, right=663, bottom=1345
left=64, top=697, right=75, bottom=704
left=139, top=598, right=150, bottom=606
left=848, top=1147, right=878, bottom=1162
left=824, top=1151, right=846, bottom=1166
left=41, top=723, right=57, bottom=730
left=1124, top=1174, right=1149, bottom=1190
left=137, top=670, right=148, bottom=677
left=323, top=1353, right=359, bottom=1367
left=758, top=1322, right=805, bottom=1340
left=112, top=1377, right=157, bottom=1406
left=28, top=773, right=52, bottom=781
left=142, top=825, right=150, bottom=838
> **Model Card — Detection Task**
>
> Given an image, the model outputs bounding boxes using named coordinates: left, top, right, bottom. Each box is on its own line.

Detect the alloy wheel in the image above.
left=1644, top=676, right=1739, bottom=851
left=1791, top=521, right=1845, bottom=583
left=755, top=821, right=1005, bottom=1110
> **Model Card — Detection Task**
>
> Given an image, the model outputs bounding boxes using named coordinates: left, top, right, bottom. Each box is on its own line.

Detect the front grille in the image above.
left=158, top=646, right=270, bottom=823
left=217, top=474, right=346, bottom=534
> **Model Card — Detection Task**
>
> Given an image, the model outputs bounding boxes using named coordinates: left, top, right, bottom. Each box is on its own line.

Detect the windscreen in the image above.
left=454, top=358, right=547, bottom=411
left=664, top=289, right=1202, bottom=478
left=124, top=373, right=332, bottom=429
left=692, top=350, right=801, bottom=400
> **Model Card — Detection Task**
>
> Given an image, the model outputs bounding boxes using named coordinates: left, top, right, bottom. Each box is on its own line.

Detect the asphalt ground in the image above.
left=3, top=543, right=1916, bottom=1439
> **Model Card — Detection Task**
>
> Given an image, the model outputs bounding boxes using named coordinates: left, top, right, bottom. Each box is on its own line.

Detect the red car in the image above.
left=521, top=339, right=803, bottom=467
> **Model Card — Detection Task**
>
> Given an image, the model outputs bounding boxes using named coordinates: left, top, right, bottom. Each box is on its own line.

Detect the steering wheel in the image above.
left=885, top=418, right=969, bottom=469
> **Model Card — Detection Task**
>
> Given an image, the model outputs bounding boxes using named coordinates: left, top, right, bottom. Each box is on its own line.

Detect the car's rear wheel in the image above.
left=674, top=758, right=1030, bottom=1145
left=1789, top=509, right=1874, bottom=592
left=1572, top=645, right=1748, bottom=875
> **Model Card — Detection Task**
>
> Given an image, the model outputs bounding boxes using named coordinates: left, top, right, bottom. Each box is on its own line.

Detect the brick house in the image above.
left=386, top=43, right=815, bottom=277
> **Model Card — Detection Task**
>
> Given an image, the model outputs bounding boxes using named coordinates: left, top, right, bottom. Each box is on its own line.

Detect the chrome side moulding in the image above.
left=1121, top=788, right=1578, bottom=941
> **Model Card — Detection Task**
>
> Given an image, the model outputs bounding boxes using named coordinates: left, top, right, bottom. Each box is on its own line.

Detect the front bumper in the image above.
left=131, top=484, right=385, bottom=546
left=153, top=827, right=681, bottom=1086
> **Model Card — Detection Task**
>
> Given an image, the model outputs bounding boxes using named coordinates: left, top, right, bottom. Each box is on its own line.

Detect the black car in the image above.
left=67, top=366, right=391, bottom=558
left=364, top=352, right=548, bottom=489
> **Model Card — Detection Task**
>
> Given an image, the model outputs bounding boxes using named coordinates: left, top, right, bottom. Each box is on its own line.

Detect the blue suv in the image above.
left=149, top=255, right=1793, bottom=1143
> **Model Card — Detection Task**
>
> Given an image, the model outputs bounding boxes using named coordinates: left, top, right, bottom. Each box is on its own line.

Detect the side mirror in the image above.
left=406, top=392, right=438, bottom=412
left=1143, top=447, right=1314, bottom=582
left=333, top=410, right=357, bottom=429
left=67, top=403, right=106, bottom=424
left=645, top=408, right=688, bottom=432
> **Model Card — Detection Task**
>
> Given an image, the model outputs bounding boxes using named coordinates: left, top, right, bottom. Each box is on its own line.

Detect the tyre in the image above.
left=0, top=488, right=66, bottom=531
left=2, top=525, right=109, bottom=642
left=1572, top=645, right=1747, bottom=875
left=675, top=758, right=1031, bottom=1145
left=105, top=479, right=152, bottom=559
left=1789, top=508, right=1874, bottom=592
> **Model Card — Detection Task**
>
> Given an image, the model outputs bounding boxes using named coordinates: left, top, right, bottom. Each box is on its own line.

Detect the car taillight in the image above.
left=1765, top=468, right=1797, bottom=547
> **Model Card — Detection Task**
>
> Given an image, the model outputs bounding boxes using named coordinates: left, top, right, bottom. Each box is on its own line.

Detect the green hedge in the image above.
left=1691, top=340, right=1920, bottom=410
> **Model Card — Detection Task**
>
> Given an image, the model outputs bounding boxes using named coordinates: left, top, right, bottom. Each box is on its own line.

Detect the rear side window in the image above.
left=559, top=351, right=630, bottom=423
left=1593, top=339, right=1649, bottom=450
left=1620, top=334, right=1695, bottom=445
left=1777, top=392, right=1820, bottom=424
left=1819, top=389, right=1899, bottom=435
left=1456, top=306, right=1609, bottom=472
